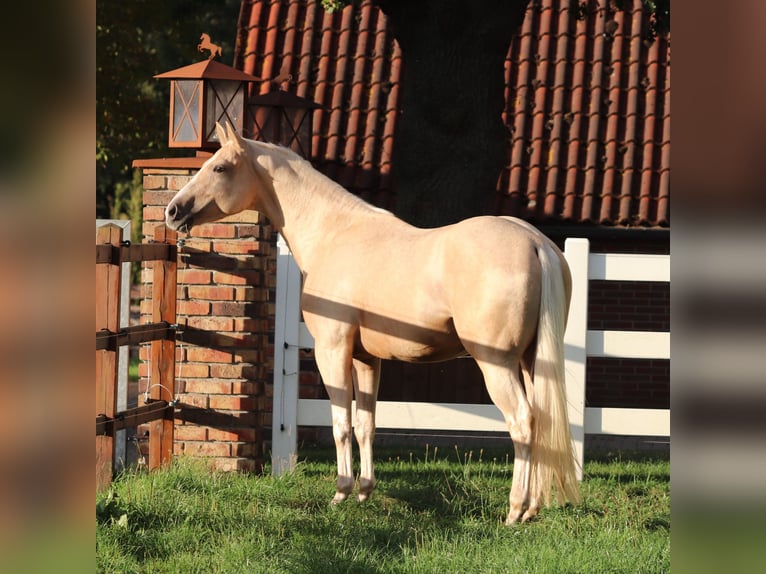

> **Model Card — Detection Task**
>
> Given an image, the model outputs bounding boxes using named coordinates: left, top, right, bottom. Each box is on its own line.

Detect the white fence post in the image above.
left=272, top=235, right=302, bottom=475
left=564, top=238, right=589, bottom=480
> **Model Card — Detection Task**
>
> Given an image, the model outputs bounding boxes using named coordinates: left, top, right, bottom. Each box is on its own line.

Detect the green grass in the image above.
left=129, top=356, right=139, bottom=382
left=97, top=447, right=669, bottom=573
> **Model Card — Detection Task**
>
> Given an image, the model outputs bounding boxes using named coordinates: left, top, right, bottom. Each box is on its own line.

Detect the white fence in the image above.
left=272, top=236, right=670, bottom=478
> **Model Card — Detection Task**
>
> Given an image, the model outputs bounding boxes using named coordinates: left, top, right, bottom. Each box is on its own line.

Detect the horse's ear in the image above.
left=215, top=122, right=228, bottom=145
left=225, top=122, right=245, bottom=152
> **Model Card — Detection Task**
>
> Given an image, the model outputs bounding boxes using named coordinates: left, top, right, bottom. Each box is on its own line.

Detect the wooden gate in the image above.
left=96, top=223, right=178, bottom=491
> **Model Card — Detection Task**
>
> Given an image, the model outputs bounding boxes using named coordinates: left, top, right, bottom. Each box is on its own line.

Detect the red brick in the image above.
left=143, top=206, right=166, bottom=221
left=176, top=363, right=210, bottom=378
left=208, top=428, right=258, bottom=442
left=186, top=348, right=233, bottom=363
left=175, top=425, right=208, bottom=441
left=143, top=190, right=177, bottom=205
left=177, top=393, right=209, bottom=409
left=184, top=442, right=231, bottom=457
left=178, top=269, right=212, bottom=284
left=184, top=379, right=232, bottom=394
left=210, top=364, right=247, bottom=379
left=177, top=301, right=211, bottom=315
left=232, top=443, right=260, bottom=458
left=187, top=286, right=235, bottom=300
left=235, top=349, right=263, bottom=363
left=234, top=318, right=267, bottom=332
left=213, top=271, right=263, bottom=285
left=236, top=225, right=264, bottom=239
left=185, top=316, right=234, bottom=331
left=299, top=386, right=321, bottom=399
left=211, top=302, right=250, bottom=316
left=190, top=223, right=237, bottom=239
left=142, top=175, right=166, bottom=190
left=232, top=381, right=264, bottom=395
left=209, top=395, right=257, bottom=411
left=234, top=287, right=260, bottom=301
left=213, top=240, right=262, bottom=255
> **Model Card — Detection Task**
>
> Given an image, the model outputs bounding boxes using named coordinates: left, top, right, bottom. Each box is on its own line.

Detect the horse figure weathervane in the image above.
left=197, top=33, right=222, bottom=59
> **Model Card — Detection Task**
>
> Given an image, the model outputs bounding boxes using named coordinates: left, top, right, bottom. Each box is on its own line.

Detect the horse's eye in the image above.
left=213, top=164, right=226, bottom=173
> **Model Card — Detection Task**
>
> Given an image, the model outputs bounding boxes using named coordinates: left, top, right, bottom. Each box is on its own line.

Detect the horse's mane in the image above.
left=247, top=139, right=388, bottom=218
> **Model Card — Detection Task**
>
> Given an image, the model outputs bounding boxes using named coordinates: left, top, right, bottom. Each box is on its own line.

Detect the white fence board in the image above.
left=589, top=252, right=670, bottom=282
left=585, top=407, right=670, bottom=436
left=586, top=330, right=670, bottom=359
left=299, top=399, right=507, bottom=432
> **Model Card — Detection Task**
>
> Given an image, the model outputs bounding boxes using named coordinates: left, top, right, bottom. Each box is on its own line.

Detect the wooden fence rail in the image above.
left=272, top=235, right=670, bottom=477
left=95, top=223, right=177, bottom=492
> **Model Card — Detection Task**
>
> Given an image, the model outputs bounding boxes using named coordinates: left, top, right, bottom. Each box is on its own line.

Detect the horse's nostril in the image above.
left=167, top=204, right=177, bottom=219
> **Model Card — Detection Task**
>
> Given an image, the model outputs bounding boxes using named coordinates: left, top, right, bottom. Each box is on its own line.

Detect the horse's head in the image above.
left=165, top=123, right=261, bottom=232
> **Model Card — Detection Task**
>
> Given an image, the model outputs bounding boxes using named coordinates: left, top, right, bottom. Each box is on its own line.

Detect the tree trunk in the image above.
left=378, top=0, right=529, bottom=227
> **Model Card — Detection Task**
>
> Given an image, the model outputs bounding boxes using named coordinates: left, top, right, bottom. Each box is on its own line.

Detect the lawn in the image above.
left=97, top=446, right=669, bottom=573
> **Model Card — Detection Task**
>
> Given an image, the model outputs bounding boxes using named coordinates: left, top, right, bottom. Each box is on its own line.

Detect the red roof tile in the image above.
left=235, top=0, right=669, bottom=227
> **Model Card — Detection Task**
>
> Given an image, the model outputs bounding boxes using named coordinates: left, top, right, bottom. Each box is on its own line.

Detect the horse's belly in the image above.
left=356, top=323, right=465, bottom=362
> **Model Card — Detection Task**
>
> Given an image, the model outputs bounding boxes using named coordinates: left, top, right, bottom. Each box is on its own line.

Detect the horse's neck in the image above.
left=256, top=144, right=372, bottom=271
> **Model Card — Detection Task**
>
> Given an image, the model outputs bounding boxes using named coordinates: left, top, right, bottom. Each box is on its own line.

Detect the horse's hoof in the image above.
left=521, top=509, right=538, bottom=523
left=331, top=492, right=348, bottom=505
left=358, top=478, right=376, bottom=503
left=521, top=507, right=539, bottom=523
left=505, top=501, right=525, bottom=525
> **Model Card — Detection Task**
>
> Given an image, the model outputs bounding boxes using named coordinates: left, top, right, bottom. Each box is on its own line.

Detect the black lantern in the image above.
left=155, top=57, right=259, bottom=150
left=246, top=90, right=320, bottom=158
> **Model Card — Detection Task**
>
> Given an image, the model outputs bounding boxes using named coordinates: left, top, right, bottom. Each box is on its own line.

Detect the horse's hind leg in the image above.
left=476, top=359, right=534, bottom=524
left=352, top=357, right=381, bottom=501
left=315, top=344, right=354, bottom=504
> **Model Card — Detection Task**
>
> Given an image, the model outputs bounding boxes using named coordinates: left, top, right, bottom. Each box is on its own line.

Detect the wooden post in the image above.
left=149, top=224, right=177, bottom=469
left=96, top=224, right=122, bottom=491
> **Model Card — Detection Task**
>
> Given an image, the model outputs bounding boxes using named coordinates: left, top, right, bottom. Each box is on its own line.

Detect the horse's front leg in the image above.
left=352, top=357, right=381, bottom=502
left=315, top=343, right=354, bottom=504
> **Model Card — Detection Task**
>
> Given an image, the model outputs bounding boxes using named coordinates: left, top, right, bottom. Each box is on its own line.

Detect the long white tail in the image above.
left=530, top=244, right=580, bottom=506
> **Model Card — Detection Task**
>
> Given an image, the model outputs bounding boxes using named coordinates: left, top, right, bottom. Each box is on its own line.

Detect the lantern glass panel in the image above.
left=205, top=80, right=245, bottom=144
left=285, top=108, right=312, bottom=156
left=172, top=80, right=201, bottom=143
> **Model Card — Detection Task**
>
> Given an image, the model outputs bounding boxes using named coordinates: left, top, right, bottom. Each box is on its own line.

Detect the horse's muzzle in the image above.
left=165, top=199, right=193, bottom=231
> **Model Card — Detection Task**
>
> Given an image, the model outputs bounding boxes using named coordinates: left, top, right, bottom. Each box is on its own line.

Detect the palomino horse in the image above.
left=165, top=123, right=580, bottom=524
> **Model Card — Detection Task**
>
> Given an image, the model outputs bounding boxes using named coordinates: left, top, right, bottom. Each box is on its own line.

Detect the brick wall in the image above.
left=137, top=161, right=275, bottom=472
left=587, top=278, right=669, bottom=409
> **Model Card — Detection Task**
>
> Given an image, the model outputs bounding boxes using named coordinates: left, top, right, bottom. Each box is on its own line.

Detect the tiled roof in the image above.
left=235, top=0, right=669, bottom=227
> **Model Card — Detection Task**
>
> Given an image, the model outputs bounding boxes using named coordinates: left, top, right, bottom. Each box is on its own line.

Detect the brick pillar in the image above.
left=134, top=158, right=275, bottom=473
